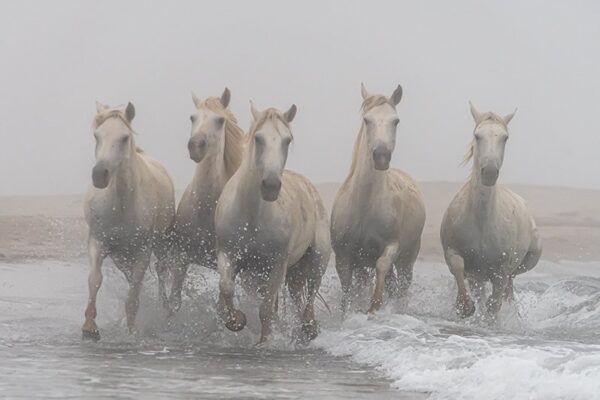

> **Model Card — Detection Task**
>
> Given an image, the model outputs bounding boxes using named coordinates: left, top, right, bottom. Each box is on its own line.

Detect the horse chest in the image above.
left=457, top=215, right=524, bottom=268
left=340, top=209, right=392, bottom=255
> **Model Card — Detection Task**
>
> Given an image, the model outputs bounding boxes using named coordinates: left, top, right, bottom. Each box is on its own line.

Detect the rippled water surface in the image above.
left=1, top=259, right=599, bottom=399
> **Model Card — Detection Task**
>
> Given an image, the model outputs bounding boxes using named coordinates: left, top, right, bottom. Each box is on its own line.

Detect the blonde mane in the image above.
left=347, top=95, right=390, bottom=178
left=246, top=108, right=292, bottom=147
left=200, top=97, right=245, bottom=178
left=462, top=112, right=508, bottom=166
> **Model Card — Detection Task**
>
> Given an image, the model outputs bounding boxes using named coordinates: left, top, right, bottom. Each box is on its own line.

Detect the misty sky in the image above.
left=1, top=1, right=599, bottom=196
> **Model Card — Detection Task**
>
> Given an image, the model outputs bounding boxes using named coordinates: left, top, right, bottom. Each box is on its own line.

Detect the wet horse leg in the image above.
left=334, top=251, right=353, bottom=317
left=393, top=238, right=421, bottom=298
left=486, top=269, right=510, bottom=319
left=258, top=259, right=288, bottom=344
left=368, top=244, right=400, bottom=313
left=217, top=251, right=246, bottom=332
left=445, top=247, right=475, bottom=318
left=123, top=252, right=151, bottom=333
left=82, top=237, right=106, bottom=341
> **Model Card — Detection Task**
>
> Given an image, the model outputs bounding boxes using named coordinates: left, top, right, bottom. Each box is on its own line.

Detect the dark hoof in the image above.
left=225, top=310, right=247, bottom=332
left=82, top=329, right=100, bottom=342
left=456, top=297, right=476, bottom=318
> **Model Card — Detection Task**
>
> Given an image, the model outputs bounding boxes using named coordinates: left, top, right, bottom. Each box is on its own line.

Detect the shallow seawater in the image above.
left=1, top=259, right=599, bottom=399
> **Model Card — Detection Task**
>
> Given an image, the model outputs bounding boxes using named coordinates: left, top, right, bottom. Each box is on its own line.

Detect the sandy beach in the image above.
left=1, top=182, right=599, bottom=263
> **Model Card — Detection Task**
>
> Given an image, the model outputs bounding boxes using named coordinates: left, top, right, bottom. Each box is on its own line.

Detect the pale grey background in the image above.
left=1, top=0, right=598, bottom=195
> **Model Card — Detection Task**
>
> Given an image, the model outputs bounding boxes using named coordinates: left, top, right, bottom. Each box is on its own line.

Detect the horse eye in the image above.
left=392, top=118, right=400, bottom=126
left=190, top=115, right=196, bottom=123
left=282, top=137, right=292, bottom=146
left=255, top=135, right=265, bottom=145
left=121, top=136, right=129, bottom=144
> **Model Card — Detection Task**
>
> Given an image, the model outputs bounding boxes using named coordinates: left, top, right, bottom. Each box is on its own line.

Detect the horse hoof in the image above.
left=82, top=329, right=100, bottom=342
left=225, top=310, right=247, bottom=332
left=456, top=298, right=476, bottom=318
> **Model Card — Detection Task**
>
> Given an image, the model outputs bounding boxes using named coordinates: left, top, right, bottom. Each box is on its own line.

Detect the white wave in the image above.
left=315, top=260, right=600, bottom=400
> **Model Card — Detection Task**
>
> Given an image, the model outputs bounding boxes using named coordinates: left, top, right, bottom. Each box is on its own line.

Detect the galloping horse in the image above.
left=331, top=84, right=426, bottom=314
left=440, top=102, right=542, bottom=319
left=155, top=88, right=244, bottom=313
left=83, top=102, right=175, bottom=340
left=214, top=103, right=331, bottom=344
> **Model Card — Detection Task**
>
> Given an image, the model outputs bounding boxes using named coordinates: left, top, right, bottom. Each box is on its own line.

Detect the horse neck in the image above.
left=346, top=126, right=386, bottom=198
left=467, top=161, right=498, bottom=220
left=107, top=147, right=144, bottom=205
left=235, top=148, right=265, bottom=220
left=191, top=146, right=227, bottom=201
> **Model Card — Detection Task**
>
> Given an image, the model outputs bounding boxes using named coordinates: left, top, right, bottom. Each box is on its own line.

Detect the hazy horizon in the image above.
left=1, top=1, right=599, bottom=196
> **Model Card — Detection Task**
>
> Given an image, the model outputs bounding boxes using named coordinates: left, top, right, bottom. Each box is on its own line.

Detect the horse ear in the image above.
left=390, top=84, right=403, bottom=106
left=250, top=100, right=261, bottom=120
left=95, top=101, right=108, bottom=114
left=284, top=104, right=297, bottom=123
left=469, top=101, right=482, bottom=124
left=220, top=87, right=231, bottom=108
left=125, top=102, right=135, bottom=122
left=361, top=83, right=369, bottom=100
left=192, top=92, right=202, bottom=108
left=504, top=108, right=517, bottom=125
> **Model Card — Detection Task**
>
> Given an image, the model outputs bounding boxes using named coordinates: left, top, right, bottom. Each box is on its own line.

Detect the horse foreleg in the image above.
left=124, top=254, right=150, bottom=333
left=82, top=238, right=105, bottom=341
left=368, top=244, right=399, bottom=314
left=217, top=251, right=246, bottom=332
left=258, top=260, right=287, bottom=344
left=446, top=248, right=475, bottom=318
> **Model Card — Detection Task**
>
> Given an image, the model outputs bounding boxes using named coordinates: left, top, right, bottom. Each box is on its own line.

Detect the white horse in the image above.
left=331, top=84, right=426, bottom=314
left=214, top=103, right=331, bottom=344
left=82, top=102, right=175, bottom=340
left=440, top=102, right=542, bottom=319
left=155, top=88, right=244, bottom=313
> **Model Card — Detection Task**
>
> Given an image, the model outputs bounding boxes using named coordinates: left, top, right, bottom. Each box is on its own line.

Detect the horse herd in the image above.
left=82, top=84, right=542, bottom=344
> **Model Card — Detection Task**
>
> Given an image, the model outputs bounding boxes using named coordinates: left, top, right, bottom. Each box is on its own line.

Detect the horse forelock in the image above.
left=93, top=109, right=134, bottom=132
left=360, top=94, right=390, bottom=113
left=247, top=108, right=292, bottom=142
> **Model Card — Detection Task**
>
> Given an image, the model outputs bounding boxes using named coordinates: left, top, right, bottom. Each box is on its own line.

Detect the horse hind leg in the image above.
left=258, top=259, right=288, bottom=344
left=486, top=270, right=510, bottom=319
left=334, top=251, right=353, bottom=317
left=392, top=238, right=421, bottom=299
left=115, top=251, right=151, bottom=333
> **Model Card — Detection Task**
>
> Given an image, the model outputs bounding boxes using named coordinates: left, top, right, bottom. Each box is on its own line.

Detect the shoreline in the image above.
left=2, top=182, right=599, bottom=263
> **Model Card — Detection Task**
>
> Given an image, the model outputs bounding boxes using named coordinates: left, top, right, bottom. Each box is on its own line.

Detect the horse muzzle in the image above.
left=480, top=165, right=499, bottom=186
left=92, top=163, right=110, bottom=189
left=261, top=176, right=282, bottom=202
left=188, top=137, right=207, bottom=163
left=372, top=147, right=391, bottom=171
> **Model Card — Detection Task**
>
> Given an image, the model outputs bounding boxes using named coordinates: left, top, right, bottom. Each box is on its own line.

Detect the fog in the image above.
left=1, top=0, right=599, bottom=196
